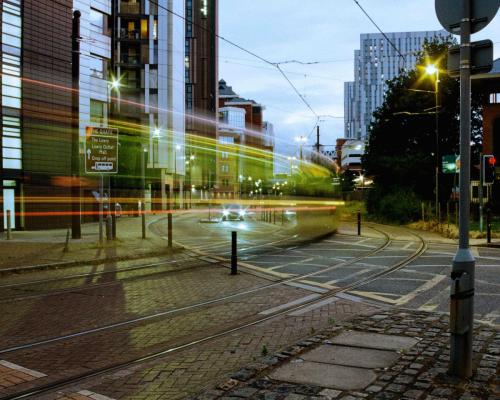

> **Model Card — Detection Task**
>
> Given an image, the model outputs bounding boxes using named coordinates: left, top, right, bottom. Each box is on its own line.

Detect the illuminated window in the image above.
left=201, top=0, right=208, bottom=17
left=2, top=0, right=22, bottom=170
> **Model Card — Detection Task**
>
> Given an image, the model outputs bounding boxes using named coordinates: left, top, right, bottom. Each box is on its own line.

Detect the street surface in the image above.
left=0, top=211, right=498, bottom=399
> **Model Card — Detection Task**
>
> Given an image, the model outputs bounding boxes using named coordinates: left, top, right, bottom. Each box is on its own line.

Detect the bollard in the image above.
left=231, top=231, right=237, bottom=275
left=112, top=213, right=116, bottom=240
left=63, top=229, right=70, bottom=252
left=106, top=214, right=113, bottom=241
left=6, top=210, right=12, bottom=240
left=167, top=195, right=173, bottom=248
left=357, top=211, right=361, bottom=236
left=139, top=201, right=146, bottom=239
left=487, top=209, right=492, bottom=244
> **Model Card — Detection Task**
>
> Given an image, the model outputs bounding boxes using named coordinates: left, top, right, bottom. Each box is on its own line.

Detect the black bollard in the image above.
left=357, top=211, right=361, bottom=236
left=231, top=231, right=237, bottom=275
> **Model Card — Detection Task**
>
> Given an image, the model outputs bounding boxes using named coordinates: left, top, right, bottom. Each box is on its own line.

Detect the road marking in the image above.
left=323, top=239, right=377, bottom=248
left=288, top=297, right=339, bottom=316
left=259, top=294, right=322, bottom=315
left=403, top=242, right=413, bottom=250
left=394, top=274, right=447, bottom=306
left=349, top=290, right=399, bottom=304
left=287, top=282, right=329, bottom=293
left=77, top=390, right=116, bottom=400
left=325, top=268, right=371, bottom=285
left=335, top=292, right=363, bottom=303
left=0, top=360, right=46, bottom=378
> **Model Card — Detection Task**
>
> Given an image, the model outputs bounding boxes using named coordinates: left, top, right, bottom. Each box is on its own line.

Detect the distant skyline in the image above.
left=219, top=0, right=500, bottom=158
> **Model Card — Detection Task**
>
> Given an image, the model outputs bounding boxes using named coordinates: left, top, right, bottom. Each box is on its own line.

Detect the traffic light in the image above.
left=482, top=155, right=496, bottom=184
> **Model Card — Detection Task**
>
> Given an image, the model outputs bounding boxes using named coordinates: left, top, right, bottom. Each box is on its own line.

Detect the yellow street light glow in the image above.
left=190, top=155, right=195, bottom=160
left=426, top=64, right=437, bottom=75
left=153, top=128, right=161, bottom=137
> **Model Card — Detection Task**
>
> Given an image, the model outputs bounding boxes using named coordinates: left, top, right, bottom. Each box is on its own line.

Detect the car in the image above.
left=221, top=204, right=246, bottom=221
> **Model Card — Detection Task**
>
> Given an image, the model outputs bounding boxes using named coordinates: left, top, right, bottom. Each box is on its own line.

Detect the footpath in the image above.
left=199, top=308, right=499, bottom=400
left=0, top=214, right=176, bottom=273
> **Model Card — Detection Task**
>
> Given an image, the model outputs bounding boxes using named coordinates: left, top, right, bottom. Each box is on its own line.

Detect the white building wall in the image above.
left=74, top=0, right=112, bottom=140
left=344, top=30, right=447, bottom=140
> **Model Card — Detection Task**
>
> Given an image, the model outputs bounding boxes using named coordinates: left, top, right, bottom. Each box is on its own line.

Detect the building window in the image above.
left=2, top=0, right=22, bottom=170
left=221, top=152, right=229, bottom=159
left=201, top=0, right=208, bottom=17
left=89, top=9, right=105, bottom=33
left=88, top=55, right=107, bottom=79
left=219, top=136, right=234, bottom=144
left=90, top=100, right=107, bottom=124
left=221, top=164, right=229, bottom=173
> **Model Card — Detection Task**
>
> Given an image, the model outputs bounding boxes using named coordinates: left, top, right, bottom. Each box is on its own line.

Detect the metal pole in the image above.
left=435, top=70, right=440, bottom=221
left=479, top=154, right=484, bottom=233
left=140, top=201, right=146, bottom=239
left=231, top=231, right=237, bottom=275
left=99, top=175, right=104, bottom=243
left=6, top=210, right=11, bottom=240
left=167, top=190, right=173, bottom=248
left=71, top=11, right=82, bottom=239
left=486, top=208, right=491, bottom=244
left=450, top=0, right=475, bottom=379
left=357, top=211, right=361, bottom=236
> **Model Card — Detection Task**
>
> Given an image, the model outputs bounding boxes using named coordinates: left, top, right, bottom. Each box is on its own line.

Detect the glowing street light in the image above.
left=425, top=62, right=440, bottom=220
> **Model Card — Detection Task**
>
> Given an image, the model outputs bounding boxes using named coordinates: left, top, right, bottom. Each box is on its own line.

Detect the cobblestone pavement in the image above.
left=44, top=297, right=376, bottom=400
left=195, top=308, right=499, bottom=400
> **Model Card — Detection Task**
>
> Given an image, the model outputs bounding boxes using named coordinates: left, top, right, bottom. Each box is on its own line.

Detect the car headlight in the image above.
left=222, top=210, right=229, bottom=216
left=238, top=210, right=246, bottom=216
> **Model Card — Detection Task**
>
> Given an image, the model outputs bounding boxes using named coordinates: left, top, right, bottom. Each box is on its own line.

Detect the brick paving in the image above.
left=38, top=298, right=376, bottom=400
left=197, top=309, right=499, bottom=400
left=0, top=360, right=45, bottom=389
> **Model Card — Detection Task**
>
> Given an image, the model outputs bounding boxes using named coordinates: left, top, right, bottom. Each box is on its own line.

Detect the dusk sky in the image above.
left=219, top=0, right=500, bottom=158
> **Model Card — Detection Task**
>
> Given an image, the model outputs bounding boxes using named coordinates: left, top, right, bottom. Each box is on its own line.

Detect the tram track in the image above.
left=0, top=226, right=428, bottom=400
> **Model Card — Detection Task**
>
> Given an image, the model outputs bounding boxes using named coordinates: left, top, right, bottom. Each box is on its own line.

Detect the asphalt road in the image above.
left=170, top=212, right=500, bottom=327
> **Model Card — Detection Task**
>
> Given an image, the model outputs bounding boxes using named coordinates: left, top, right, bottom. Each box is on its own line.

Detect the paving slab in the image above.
left=328, top=331, right=419, bottom=351
left=269, top=360, right=377, bottom=390
left=301, top=344, right=399, bottom=369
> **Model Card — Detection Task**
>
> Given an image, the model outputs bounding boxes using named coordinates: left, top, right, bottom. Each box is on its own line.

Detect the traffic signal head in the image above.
left=483, top=155, right=496, bottom=184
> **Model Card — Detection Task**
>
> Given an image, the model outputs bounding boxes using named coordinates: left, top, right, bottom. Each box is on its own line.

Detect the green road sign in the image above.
left=442, top=155, right=459, bottom=174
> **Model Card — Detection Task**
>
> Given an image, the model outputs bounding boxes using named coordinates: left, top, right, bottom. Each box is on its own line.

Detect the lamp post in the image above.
left=426, top=64, right=440, bottom=221
left=173, top=145, right=180, bottom=209
left=295, top=136, right=307, bottom=161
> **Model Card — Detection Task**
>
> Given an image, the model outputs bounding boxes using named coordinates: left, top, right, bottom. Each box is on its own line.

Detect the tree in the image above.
left=362, top=38, right=484, bottom=221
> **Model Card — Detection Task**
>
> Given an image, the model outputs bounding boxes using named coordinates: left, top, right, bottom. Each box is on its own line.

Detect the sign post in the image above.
left=85, top=127, right=119, bottom=243
left=435, top=0, right=498, bottom=379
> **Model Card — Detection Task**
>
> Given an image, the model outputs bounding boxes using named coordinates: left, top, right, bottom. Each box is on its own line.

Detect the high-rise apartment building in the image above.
left=1, top=0, right=73, bottom=230
left=344, top=30, right=446, bottom=140
left=0, top=0, right=186, bottom=230
left=185, top=0, right=218, bottom=192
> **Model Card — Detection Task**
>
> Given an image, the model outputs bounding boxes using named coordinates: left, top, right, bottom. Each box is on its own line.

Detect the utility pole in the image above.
left=316, top=125, right=320, bottom=163
left=71, top=10, right=82, bottom=239
left=450, top=0, right=474, bottom=377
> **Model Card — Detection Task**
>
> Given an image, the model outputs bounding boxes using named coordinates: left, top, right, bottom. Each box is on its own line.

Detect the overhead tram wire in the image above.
left=148, top=0, right=319, bottom=119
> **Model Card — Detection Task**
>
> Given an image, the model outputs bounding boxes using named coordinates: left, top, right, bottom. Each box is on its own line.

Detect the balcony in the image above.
left=120, top=2, right=141, bottom=15
left=120, top=28, right=141, bottom=41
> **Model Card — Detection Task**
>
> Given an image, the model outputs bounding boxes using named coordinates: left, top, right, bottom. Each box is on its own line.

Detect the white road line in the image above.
left=287, top=282, right=328, bottom=293
left=322, top=239, right=377, bottom=249
left=0, top=360, right=46, bottom=378
left=287, top=297, right=339, bottom=316
left=259, top=294, right=322, bottom=315
left=394, top=274, right=447, bottom=306
left=325, top=268, right=371, bottom=285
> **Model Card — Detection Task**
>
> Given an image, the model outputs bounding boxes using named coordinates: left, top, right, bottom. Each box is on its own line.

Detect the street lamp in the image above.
left=174, top=144, right=181, bottom=209
left=426, top=63, right=440, bottom=220
left=295, top=136, right=307, bottom=160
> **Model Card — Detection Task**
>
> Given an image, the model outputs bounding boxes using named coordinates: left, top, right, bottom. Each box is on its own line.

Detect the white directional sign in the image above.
left=85, top=127, right=118, bottom=174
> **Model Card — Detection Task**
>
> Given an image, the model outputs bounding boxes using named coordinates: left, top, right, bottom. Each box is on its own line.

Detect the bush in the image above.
left=367, top=187, right=421, bottom=223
